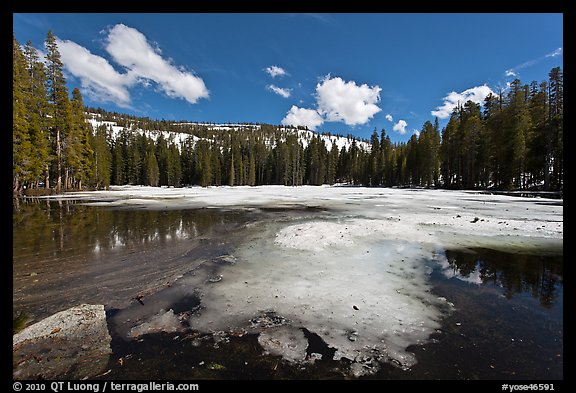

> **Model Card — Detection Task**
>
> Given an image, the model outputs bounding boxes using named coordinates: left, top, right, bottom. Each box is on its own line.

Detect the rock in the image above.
left=208, top=274, right=223, bottom=283
left=129, top=309, right=185, bottom=338
left=13, top=304, right=111, bottom=380
left=214, top=255, right=237, bottom=265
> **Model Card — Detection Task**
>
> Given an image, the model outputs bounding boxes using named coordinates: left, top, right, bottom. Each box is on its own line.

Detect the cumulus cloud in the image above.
left=57, top=39, right=133, bottom=107
left=267, top=84, right=291, bottom=98
left=392, top=120, right=408, bottom=134
left=385, top=114, right=393, bottom=122
left=315, top=75, right=382, bottom=126
left=281, top=106, right=324, bottom=131
left=265, top=65, right=288, bottom=78
left=280, top=75, right=382, bottom=131
left=53, top=25, right=209, bottom=107
left=505, top=70, right=517, bottom=77
left=105, top=24, right=208, bottom=104
left=431, top=85, right=495, bottom=119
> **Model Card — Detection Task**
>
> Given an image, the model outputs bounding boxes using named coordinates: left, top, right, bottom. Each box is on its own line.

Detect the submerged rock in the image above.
left=13, top=304, right=111, bottom=380
left=129, top=309, right=185, bottom=338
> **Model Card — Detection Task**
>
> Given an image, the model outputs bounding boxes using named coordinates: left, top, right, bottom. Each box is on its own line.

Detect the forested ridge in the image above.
left=13, top=33, right=563, bottom=195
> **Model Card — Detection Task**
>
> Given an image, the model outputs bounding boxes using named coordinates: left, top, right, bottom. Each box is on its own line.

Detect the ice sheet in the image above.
left=42, top=185, right=562, bottom=374
left=51, top=185, right=563, bottom=247
left=189, top=219, right=451, bottom=373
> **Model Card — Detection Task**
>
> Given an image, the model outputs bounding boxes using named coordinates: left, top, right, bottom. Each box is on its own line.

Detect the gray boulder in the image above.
left=13, top=304, right=112, bottom=380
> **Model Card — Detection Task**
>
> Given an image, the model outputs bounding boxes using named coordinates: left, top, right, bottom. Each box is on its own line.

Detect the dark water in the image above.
left=13, top=199, right=563, bottom=379
left=372, top=248, right=563, bottom=379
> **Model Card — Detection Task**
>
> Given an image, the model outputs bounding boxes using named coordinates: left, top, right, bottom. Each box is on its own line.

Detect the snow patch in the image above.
left=190, top=220, right=450, bottom=373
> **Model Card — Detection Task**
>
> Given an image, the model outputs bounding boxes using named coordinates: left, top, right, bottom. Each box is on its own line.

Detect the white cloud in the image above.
left=412, top=129, right=420, bottom=137
left=431, top=85, right=495, bottom=119
left=392, top=120, right=408, bottom=134
left=267, top=84, right=291, bottom=98
left=265, top=65, right=288, bottom=78
left=281, top=106, right=324, bottom=131
left=52, top=24, right=209, bottom=107
left=505, top=47, right=563, bottom=79
left=56, top=39, right=134, bottom=107
left=546, top=47, right=562, bottom=58
left=280, top=75, right=382, bottom=130
left=385, top=114, right=393, bottom=122
left=315, top=75, right=382, bottom=126
left=105, top=24, right=209, bottom=104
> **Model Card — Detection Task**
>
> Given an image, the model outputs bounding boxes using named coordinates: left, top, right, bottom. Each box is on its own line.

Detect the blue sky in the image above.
left=13, top=13, right=563, bottom=143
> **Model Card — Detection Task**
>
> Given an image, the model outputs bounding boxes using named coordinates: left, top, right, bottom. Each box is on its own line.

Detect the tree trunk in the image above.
left=56, top=128, right=61, bottom=194
left=45, top=164, right=50, bottom=190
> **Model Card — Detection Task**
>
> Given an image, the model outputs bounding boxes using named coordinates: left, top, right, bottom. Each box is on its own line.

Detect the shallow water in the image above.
left=13, top=197, right=562, bottom=379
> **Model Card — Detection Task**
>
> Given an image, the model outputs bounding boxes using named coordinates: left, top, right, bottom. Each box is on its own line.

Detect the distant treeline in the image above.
left=13, top=32, right=563, bottom=194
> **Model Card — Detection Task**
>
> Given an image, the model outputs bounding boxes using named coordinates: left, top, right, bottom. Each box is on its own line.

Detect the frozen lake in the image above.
left=13, top=186, right=563, bottom=379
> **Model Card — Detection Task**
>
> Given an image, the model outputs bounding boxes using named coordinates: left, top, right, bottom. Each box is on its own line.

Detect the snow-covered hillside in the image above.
left=85, top=112, right=370, bottom=152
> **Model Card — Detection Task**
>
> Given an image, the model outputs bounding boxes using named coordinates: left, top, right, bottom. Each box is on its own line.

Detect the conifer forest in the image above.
left=13, top=32, right=563, bottom=195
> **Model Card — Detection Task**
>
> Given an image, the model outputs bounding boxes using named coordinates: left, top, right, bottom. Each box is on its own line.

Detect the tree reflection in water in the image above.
left=441, top=248, right=562, bottom=308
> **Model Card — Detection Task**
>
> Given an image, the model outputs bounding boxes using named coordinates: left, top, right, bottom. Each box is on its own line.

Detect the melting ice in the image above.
left=189, top=218, right=453, bottom=375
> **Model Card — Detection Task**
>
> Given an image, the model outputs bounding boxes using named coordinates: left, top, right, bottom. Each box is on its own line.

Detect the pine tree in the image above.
left=167, top=142, right=181, bottom=187
left=70, top=88, right=94, bottom=189
left=92, top=125, right=112, bottom=189
left=112, top=138, right=125, bottom=185
left=247, top=153, right=256, bottom=186
left=211, top=144, right=222, bottom=186
left=482, top=92, right=503, bottom=188
left=369, top=129, right=380, bottom=186
left=144, top=140, right=159, bottom=186
left=326, top=144, right=339, bottom=185
left=127, top=133, right=143, bottom=184
left=440, top=114, right=459, bottom=188
left=379, top=130, right=392, bottom=186
left=23, top=40, right=51, bottom=189
left=228, top=152, right=236, bottom=186
left=430, top=118, right=441, bottom=186
left=547, top=67, right=563, bottom=190
left=524, top=81, right=547, bottom=188
left=180, top=137, right=195, bottom=185
left=406, top=134, right=420, bottom=185
left=460, top=101, right=482, bottom=188
left=45, top=30, right=72, bottom=193
left=506, top=80, right=531, bottom=188
left=156, top=134, right=169, bottom=186
left=197, top=140, right=212, bottom=187
left=13, top=36, right=33, bottom=193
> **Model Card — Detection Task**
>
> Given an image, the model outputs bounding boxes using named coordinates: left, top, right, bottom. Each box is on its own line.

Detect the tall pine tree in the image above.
left=45, top=30, right=72, bottom=193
